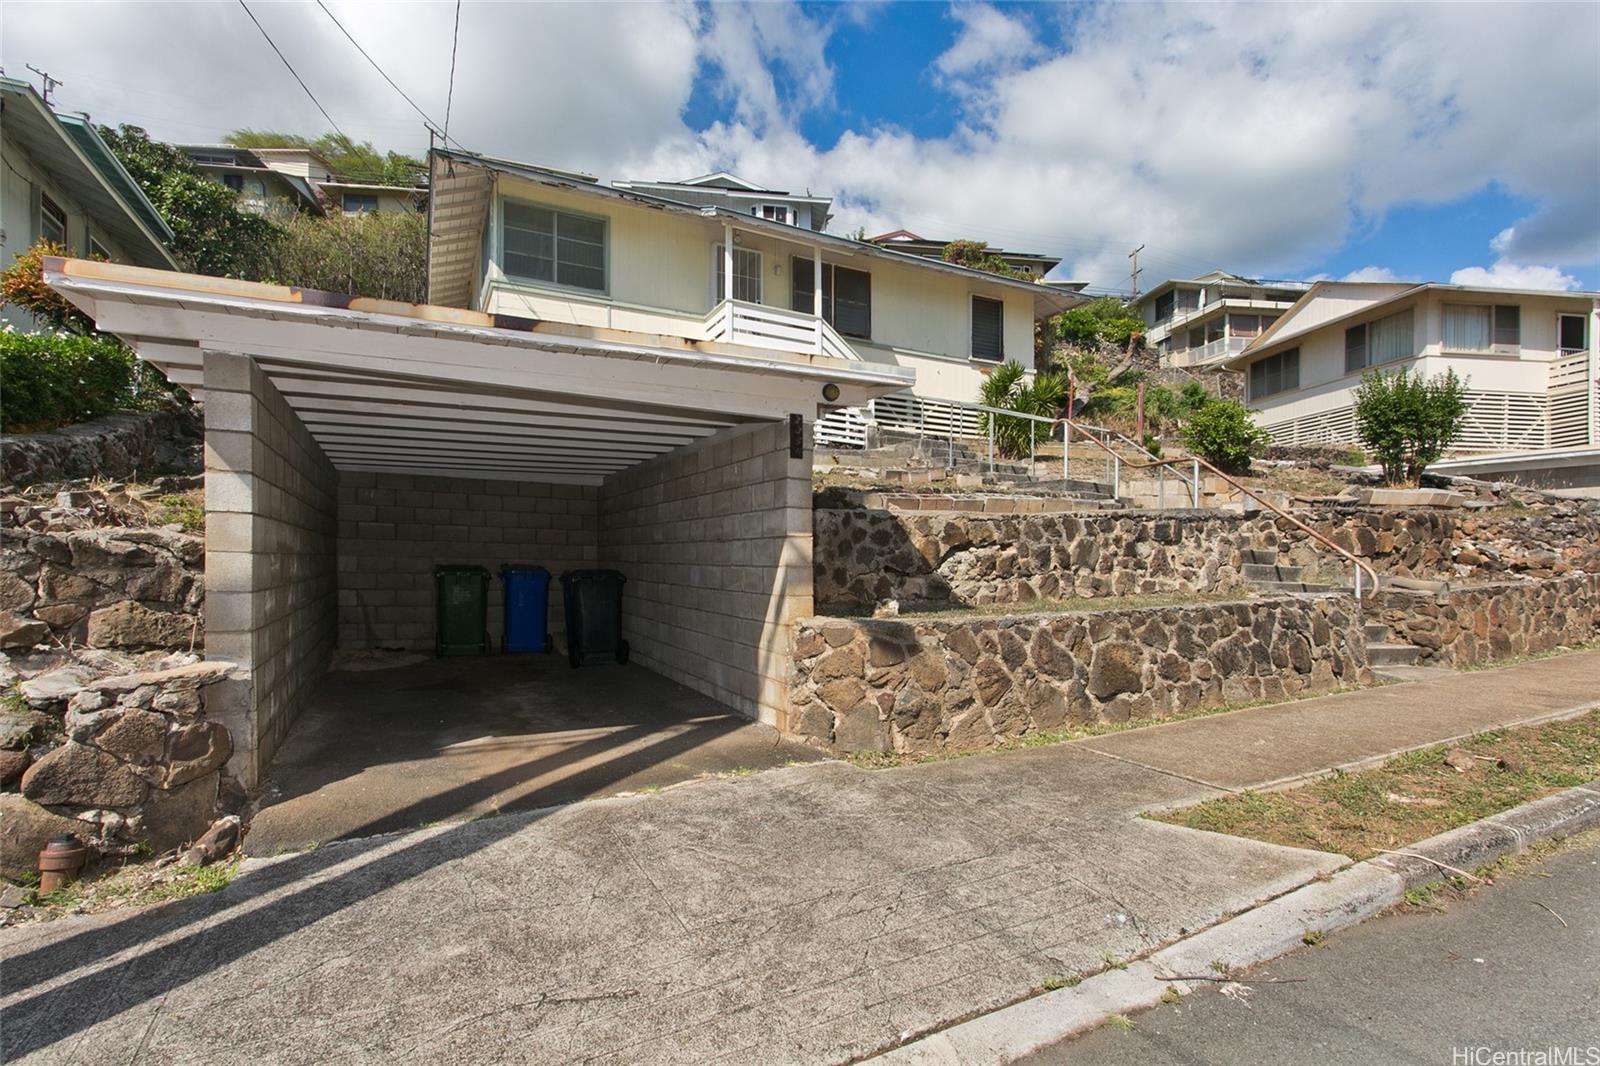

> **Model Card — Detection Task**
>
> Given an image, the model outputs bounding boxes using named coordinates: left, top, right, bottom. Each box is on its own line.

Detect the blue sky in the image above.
left=7, top=1, right=1598, bottom=293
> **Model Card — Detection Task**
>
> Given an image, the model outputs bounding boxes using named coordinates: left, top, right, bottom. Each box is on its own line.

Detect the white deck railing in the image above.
left=704, top=300, right=858, bottom=361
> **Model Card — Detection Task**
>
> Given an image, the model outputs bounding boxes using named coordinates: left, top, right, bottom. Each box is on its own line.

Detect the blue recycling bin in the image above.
left=499, top=565, right=552, bottom=653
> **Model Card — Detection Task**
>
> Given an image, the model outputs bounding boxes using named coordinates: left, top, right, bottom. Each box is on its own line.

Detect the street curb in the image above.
left=866, top=779, right=1600, bottom=1065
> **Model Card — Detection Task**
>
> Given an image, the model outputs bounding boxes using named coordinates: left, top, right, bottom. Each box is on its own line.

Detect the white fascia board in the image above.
left=50, top=274, right=913, bottom=417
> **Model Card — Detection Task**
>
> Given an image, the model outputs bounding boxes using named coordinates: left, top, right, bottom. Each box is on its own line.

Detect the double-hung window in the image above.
left=791, top=258, right=871, bottom=338
left=501, top=199, right=607, bottom=293
left=1249, top=348, right=1299, bottom=399
left=1443, top=304, right=1519, bottom=352
left=715, top=245, right=763, bottom=303
left=39, top=193, right=67, bottom=247
left=1345, top=308, right=1414, bottom=372
left=970, top=296, right=1004, bottom=362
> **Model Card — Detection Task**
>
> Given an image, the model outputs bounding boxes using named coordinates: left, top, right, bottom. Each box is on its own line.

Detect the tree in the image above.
left=1178, top=399, right=1270, bottom=474
left=941, top=239, right=1033, bottom=281
left=977, top=360, right=1067, bottom=458
left=1053, top=297, right=1144, bottom=350
left=227, top=129, right=425, bottom=187
left=265, top=210, right=428, bottom=303
left=1353, top=368, right=1469, bottom=486
left=97, top=124, right=282, bottom=279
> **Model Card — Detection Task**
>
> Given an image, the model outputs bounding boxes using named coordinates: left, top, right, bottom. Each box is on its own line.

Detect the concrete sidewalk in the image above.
left=2, top=649, right=1597, bottom=1064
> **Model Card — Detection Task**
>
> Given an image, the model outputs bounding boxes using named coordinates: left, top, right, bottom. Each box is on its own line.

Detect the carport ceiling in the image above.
left=46, top=259, right=915, bottom=484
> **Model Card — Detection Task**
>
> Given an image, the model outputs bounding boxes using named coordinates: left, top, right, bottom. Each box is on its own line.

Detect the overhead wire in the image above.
left=314, top=0, right=461, bottom=148
left=236, top=0, right=347, bottom=140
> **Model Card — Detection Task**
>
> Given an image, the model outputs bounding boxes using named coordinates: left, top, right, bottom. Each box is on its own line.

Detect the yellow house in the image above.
left=427, top=150, right=1081, bottom=437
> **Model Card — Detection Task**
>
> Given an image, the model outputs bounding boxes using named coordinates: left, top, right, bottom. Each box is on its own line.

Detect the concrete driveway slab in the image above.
left=1079, top=648, right=1600, bottom=791
left=246, top=655, right=824, bottom=855
left=0, top=749, right=1339, bottom=1065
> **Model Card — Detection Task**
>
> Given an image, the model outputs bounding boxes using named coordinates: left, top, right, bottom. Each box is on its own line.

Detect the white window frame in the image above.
left=39, top=193, right=67, bottom=247
left=496, top=196, right=610, bottom=297
left=87, top=235, right=111, bottom=261
left=969, top=294, right=1005, bottom=363
left=343, top=194, right=379, bottom=215
left=1441, top=302, right=1519, bottom=354
left=713, top=243, right=763, bottom=304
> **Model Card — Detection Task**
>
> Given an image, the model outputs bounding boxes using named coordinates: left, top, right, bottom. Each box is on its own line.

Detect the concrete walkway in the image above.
left=2, top=650, right=1596, bottom=1065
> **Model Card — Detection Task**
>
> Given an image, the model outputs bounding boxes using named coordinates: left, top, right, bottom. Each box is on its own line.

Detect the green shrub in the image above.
left=1178, top=399, right=1270, bottom=473
left=1353, top=368, right=1468, bottom=485
left=0, top=330, right=162, bottom=432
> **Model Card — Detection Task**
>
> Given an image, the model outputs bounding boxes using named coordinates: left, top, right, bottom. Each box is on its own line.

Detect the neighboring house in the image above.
left=867, top=230, right=1065, bottom=281
left=180, top=144, right=326, bottom=216
left=318, top=180, right=425, bottom=216
left=430, top=150, right=1083, bottom=429
left=1135, top=271, right=1310, bottom=367
left=0, top=77, right=178, bottom=326
left=180, top=144, right=426, bottom=217
left=1225, top=281, right=1600, bottom=492
left=612, top=172, right=832, bottom=231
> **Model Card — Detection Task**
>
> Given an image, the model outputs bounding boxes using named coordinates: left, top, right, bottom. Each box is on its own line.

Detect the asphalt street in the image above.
left=1023, top=835, right=1600, bottom=1065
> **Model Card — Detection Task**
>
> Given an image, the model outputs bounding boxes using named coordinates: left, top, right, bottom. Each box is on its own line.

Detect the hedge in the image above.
left=0, top=329, right=162, bottom=433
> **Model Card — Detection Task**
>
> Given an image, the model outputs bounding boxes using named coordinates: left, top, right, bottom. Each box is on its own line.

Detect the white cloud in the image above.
left=935, top=5, right=1041, bottom=78
left=1449, top=260, right=1582, bottom=291
left=5, top=1, right=1598, bottom=290
left=1340, top=266, right=1412, bottom=283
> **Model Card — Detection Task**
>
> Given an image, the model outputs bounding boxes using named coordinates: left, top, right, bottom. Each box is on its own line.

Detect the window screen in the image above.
left=1249, top=348, right=1299, bottom=398
left=502, top=200, right=606, bottom=292
left=791, top=258, right=871, bottom=338
left=971, top=296, right=1004, bottom=362
left=1368, top=308, right=1413, bottom=364
left=1493, top=305, right=1520, bottom=348
left=1345, top=323, right=1368, bottom=373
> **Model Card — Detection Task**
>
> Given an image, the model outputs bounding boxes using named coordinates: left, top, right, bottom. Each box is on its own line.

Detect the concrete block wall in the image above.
left=337, top=472, right=598, bottom=650
left=203, top=353, right=339, bottom=787
left=599, top=421, right=812, bottom=728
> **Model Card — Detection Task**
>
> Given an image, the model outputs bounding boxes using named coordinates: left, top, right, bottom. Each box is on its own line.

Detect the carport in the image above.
left=46, top=257, right=913, bottom=802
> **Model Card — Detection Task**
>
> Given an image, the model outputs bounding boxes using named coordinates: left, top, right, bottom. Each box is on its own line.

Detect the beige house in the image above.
left=1227, top=281, right=1600, bottom=491
left=181, top=144, right=425, bottom=217
left=1136, top=271, right=1310, bottom=367
left=1, top=76, right=177, bottom=328
left=428, top=151, right=1081, bottom=432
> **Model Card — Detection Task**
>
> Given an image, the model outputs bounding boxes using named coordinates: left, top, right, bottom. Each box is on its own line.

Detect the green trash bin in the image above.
left=434, top=565, right=490, bottom=656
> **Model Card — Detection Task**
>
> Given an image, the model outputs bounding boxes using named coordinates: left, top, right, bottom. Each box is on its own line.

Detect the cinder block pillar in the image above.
left=201, top=352, right=339, bottom=788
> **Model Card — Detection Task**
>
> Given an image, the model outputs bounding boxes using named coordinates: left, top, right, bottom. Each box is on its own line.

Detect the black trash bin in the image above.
left=560, top=569, right=629, bottom=668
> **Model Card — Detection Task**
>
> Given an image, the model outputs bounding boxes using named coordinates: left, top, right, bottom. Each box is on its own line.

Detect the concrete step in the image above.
left=1368, top=642, right=1422, bottom=667
left=1238, top=548, right=1279, bottom=565
left=1370, top=663, right=1457, bottom=684
left=1364, top=622, right=1394, bottom=642
left=1242, top=563, right=1305, bottom=583
left=1252, top=580, right=1334, bottom=594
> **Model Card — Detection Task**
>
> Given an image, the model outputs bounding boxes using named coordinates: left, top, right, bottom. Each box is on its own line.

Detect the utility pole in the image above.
left=1128, top=244, right=1145, bottom=301
left=25, top=65, right=62, bottom=105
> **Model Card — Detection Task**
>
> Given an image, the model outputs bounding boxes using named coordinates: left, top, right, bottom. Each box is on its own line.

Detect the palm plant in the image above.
left=977, top=361, right=1067, bottom=459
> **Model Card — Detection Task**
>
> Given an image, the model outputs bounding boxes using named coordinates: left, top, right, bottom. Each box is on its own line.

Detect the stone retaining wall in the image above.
left=1, top=658, right=236, bottom=878
left=0, top=527, right=204, bottom=651
left=788, top=595, right=1370, bottom=754
left=815, top=505, right=1600, bottom=611
left=0, top=407, right=203, bottom=487
left=1373, top=574, right=1600, bottom=667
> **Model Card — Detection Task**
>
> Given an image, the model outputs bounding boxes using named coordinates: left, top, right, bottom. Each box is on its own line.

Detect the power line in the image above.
left=314, top=0, right=459, bottom=147
left=236, top=0, right=346, bottom=140
left=443, top=0, right=462, bottom=145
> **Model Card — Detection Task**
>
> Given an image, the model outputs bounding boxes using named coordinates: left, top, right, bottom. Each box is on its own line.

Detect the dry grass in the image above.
left=1150, top=711, right=1600, bottom=860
